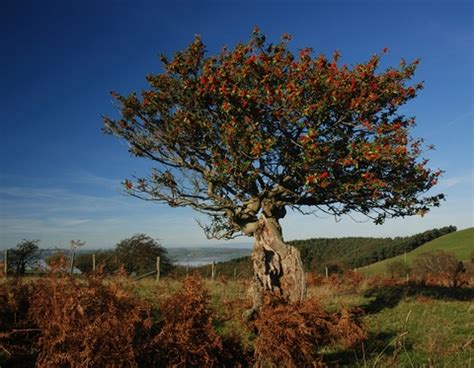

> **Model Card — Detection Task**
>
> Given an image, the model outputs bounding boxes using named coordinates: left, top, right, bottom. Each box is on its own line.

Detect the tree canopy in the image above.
left=115, top=234, right=172, bottom=276
left=104, top=28, right=443, bottom=239
left=9, top=239, right=40, bottom=275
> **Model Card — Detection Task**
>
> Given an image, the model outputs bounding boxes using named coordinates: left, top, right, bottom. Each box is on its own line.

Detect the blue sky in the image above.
left=1, top=0, right=472, bottom=249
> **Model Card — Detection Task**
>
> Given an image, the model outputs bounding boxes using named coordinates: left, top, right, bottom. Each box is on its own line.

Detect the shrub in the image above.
left=329, top=306, right=366, bottom=348
left=29, top=274, right=152, bottom=368
left=147, top=276, right=248, bottom=367
left=8, top=240, right=40, bottom=275
left=306, top=272, right=324, bottom=287
left=0, top=281, right=32, bottom=331
left=45, top=252, right=70, bottom=273
left=115, top=234, right=173, bottom=276
left=341, top=269, right=364, bottom=290
left=252, top=295, right=366, bottom=367
left=386, top=260, right=411, bottom=279
left=0, top=280, right=38, bottom=366
left=413, top=250, right=467, bottom=288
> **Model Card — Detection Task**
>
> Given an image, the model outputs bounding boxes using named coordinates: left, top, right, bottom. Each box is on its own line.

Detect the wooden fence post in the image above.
left=185, top=264, right=189, bottom=277
left=233, top=267, right=237, bottom=279
left=156, top=256, right=160, bottom=282
left=70, top=252, right=75, bottom=275
left=325, top=267, right=329, bottom=279
left=92, top=254, right=96, bottom=272
left=211, top=261, right=216, bottom=281
left=4, top=249, right=7, bottom=276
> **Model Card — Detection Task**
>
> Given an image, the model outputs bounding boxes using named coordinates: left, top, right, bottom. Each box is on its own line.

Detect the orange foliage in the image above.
left=306, top=272, right=325, bottom=287
left=342, top=270, right=364, bottom=290
left=148, top=276, right=248, bottom=367
left=29, top=274, right=152, bottom=368
left=1, top=273, right=370, bottom=367
left=0, top=280, right=37, bottom=365
left=252, top=294, right=366, bottom=367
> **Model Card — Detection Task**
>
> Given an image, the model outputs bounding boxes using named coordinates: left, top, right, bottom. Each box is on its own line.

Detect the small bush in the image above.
left=341, top=270, right=364, bottom=290
left=252, top=295, right=366, bottom=367
left=29, top=274, right=152, bottom=368
left=306, top=272, right=325, bottom=287
left=413, top=250, right=467, bottom=288
left=386, top=260, right=411, bottom=279
left=329, top=306, right=366, bottom=348
left=0, top=280, right=32, bottom=330
left=148, top=276, right=248, bottom=367
left=0, top=280, right=38, bottom=366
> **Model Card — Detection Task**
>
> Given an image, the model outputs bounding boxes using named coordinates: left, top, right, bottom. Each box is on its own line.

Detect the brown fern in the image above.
left=29, top=273, right=152, bottom=368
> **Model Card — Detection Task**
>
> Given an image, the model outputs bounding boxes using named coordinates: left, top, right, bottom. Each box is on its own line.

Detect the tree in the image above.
left=413, top=250, right=466, bottom=288
left=103, top=29, right=443, bottom=312
left=115, top=234, right=172, bottom=276
left=9, top=239, right=40, bottom=275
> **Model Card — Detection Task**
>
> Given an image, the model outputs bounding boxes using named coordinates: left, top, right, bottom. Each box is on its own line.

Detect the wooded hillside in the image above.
left=187, top=226, right=457, bottom=277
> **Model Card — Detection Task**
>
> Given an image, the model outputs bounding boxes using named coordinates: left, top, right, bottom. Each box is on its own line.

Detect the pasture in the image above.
left=2, top=273, right=472, bottom=367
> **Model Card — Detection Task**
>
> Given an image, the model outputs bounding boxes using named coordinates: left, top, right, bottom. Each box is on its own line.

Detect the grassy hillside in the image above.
left=360, top=227, right=474, bottom=276
left=177, top=226, right=458, bottom=278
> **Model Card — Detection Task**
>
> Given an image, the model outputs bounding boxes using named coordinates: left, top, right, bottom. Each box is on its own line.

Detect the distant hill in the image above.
left=360, top=227, right=474, bottom=276
left=289, top=226, right=457, bottom=273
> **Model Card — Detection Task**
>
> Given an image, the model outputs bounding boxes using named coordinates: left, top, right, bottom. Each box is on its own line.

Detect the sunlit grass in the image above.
left=362, top=228, right=474, bottom=276
left=2, top=273, right=472, bottom=366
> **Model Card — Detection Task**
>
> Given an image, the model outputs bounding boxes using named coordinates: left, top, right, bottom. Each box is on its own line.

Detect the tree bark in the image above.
left=244, top=215, right=306, bottom=319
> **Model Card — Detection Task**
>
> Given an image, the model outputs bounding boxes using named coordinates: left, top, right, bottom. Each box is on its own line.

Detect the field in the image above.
left=140, top=278, right=473, bottom=367
left=360, top=228, right=474, bottom=276
left=1, top=272, right=472, bottom=367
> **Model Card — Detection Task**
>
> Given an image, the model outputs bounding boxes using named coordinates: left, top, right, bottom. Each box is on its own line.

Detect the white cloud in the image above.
left=1, top=170, right=473, bottom=250
left=66, top=171, right=123, bottom=191
left=445, top=111, right=473, bottom=126
left=0, top=183, right=163, bottom=216
left=438, top=172, right=474, bottom=189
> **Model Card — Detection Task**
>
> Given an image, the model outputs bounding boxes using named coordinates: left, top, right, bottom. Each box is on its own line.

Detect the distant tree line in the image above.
left=291, top=226, right=456, bottom=273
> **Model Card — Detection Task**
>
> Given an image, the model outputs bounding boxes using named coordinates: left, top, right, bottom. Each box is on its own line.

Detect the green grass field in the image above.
left=1, top=274, right=473, bottom=367
left=141, top=278, right=474, bottom=367
left=360, top=227, right=474, bottom=276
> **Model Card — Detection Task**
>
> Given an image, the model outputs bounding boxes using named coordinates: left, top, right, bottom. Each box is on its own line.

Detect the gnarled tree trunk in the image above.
left=244, top=215, right=306, bottom=319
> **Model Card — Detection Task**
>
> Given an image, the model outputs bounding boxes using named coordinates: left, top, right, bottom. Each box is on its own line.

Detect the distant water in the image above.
left=167, top=247, right=252, bottom=266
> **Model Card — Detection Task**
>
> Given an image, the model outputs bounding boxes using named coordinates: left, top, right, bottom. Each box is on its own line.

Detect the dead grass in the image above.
left=0, top=272, right=472, bottom=367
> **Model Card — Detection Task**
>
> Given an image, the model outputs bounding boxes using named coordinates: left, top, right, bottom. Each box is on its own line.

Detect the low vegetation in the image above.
left=1, top=262, right=472, bottom=367
left=1, top=228, right=471, bottom=366
left=362, top=227, right=473, bottom=275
